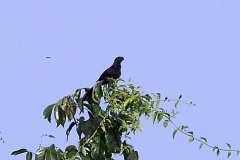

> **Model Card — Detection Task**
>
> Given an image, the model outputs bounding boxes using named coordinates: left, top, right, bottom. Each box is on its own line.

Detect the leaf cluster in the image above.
left=11, top=78, right=240, bottom=159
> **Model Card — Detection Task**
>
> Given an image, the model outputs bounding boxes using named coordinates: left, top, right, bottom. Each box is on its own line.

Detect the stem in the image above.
left=167, top=117, right=239, bottom=152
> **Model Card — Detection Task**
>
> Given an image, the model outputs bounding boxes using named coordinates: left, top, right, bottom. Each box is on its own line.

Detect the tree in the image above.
left=12, top=79, right=240, bottom=159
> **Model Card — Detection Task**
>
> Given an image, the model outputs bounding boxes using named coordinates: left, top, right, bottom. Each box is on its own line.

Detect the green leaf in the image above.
left=187, top=131, right=193, bottom=135
left=172, top=129, right=177, bottom=139
left=189, top=138, right=194, bottom=143
left=54, top=105, right=66, bottom=127
left=157, top=112, right=164, bottom=122
left=199, top=143, right=203, bottom=149
left=181, top=125, right=188, bottom=131
left=200, top=137, right=207, bottom=142
left=124, top=98, right=131, bottom=108
left=35, top=148, right=47, bottom=160
left=73, top=89, right=83, bottom=113
left=26, top=152, right=32, bottom=160
left=92, top=82, right=103, bottom=103
left=43, top=104, right=55, bottom=123
left=65, top=145, right=77, bottom=152
left=237, top=150, right=240, bottom=155
left=11, top=148, right=28, bottom=155
left=126, top=149, right=139, bottom=160
left=58, top=98, right=67, bottom=112
left=164, top=97, right=168, bottom=101
left=84, top=103, right=93, bottom=113
left=174, top=101, right=179, bottom=108
left=216, top=149, right=220, bottom=156
left=152, top=112, right=157, bottom=124
left=81, top=146, right=86, bottom=156
left=156, top=93, right=161, bottom=99
left=164, top=113, right=170, bottom=119
left=78, top=98, right=83, bottom=113
left=73, top=89, right=81, bottom=101
left=93, top=104, right=101, bottom=117
left=105, top=128, right=122, bottom=153
left=212, top=146, right=218, bottom=152
left=65, top=146, right=78, bottom=159
left=227, top=151, right=231, bottom=158
left=79, top=155, right=90, bottom=160
left=46, top=147, right=58, bottom=160
left=100, top=123, right=106, bottom=132
left=81, top=119, right=94, bottom=137
left=163, top=120, right=168, bottom=128
left=226, top=143, right=231, bottom=149
left=56, top=149, right=63, bottom=160
left=48, top=135, right=55, bottom=138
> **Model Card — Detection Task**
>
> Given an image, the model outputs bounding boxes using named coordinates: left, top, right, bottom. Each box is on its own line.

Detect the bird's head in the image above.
left=115, top=56, right=124, bottom=63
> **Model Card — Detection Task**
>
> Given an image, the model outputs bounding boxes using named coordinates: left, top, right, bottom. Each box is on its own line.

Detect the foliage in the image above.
left=11, top=79, right=240, bottom=159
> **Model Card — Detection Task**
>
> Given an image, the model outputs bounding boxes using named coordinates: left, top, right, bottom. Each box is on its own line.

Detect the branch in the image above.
left=167, top=117, right=240, bottom=156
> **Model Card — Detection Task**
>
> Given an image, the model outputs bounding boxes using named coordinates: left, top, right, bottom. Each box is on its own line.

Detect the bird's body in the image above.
left=97, top=58, right=122, bottom=84
left=82, top=56, right=124, bottom=101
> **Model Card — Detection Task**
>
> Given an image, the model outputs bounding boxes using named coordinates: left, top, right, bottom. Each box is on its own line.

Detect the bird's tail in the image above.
left=82, top=87, right=93, bottom=101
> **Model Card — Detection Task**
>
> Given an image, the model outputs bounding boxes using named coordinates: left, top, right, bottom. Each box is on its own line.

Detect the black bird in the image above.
left=82, top=56, right=124, bottom=101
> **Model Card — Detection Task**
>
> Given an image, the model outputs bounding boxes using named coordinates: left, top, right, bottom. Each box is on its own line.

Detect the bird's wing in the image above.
left=97, top=66, right=115, bottom=82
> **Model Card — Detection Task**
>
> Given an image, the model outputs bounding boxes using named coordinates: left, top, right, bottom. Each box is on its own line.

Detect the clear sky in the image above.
left=1, top=1, right=240, bottom=160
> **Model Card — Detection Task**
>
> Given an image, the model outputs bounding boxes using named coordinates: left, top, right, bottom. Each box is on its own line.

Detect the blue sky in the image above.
left=1, top=1, right=240, bottom=160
